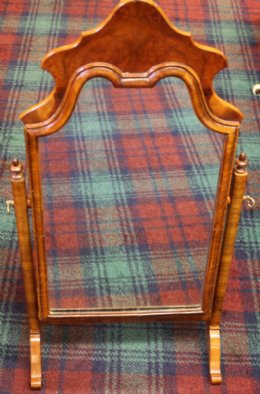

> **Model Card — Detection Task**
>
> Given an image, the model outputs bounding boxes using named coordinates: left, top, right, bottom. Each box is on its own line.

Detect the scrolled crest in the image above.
left=20, top=0, right=243, bottom=132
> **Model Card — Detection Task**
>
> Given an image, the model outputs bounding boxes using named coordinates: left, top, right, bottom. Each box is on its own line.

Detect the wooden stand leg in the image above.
left=208, top=324, right=222, bottom=384
left=30, top=333, right=41, bottom=389
left=11, top=159, right=42, bottom=389
left=209, top=153, right=248, bottom=384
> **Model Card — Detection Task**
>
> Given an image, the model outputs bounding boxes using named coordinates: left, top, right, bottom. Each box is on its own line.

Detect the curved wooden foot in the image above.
left=30, top=332, right=42, bottom=389
left=208, top=325, right=222, bottom=384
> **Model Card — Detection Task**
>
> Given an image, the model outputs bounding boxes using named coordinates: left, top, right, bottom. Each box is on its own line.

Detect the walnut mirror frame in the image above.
left=10, top=0, right=251, bottom=389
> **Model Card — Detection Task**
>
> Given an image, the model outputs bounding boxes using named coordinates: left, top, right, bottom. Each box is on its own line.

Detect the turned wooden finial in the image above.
left=235, top=152, right=248, bottom=174
left=10, top=159, right=24, bottom=180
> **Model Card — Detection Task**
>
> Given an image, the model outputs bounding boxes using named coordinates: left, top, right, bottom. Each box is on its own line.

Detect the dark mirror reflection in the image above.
left=39, top=78, right=225, bottom=310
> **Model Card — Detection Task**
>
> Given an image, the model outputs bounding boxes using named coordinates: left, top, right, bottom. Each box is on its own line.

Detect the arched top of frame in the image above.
left=20, top=0, right=243, bottom=134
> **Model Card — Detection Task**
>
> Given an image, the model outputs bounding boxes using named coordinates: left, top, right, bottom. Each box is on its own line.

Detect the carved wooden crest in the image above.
left=20, top=0, right=242, bottom=134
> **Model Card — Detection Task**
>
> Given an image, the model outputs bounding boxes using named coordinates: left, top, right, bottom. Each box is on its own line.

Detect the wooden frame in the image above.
left=11, top=0, right=249, bottom=388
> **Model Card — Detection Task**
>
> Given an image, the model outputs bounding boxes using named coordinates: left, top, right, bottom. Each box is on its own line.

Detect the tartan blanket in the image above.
left=0, top=0, right=259, bottom=393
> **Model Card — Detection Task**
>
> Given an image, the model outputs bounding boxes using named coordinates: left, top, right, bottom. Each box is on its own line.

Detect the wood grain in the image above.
left=211, top=153, right=248, bottom=325
left=19, top=0, right=243, bottom=325
left=209, top=324, right=222, bottom=384
left=10, top=159, right=42, bottom=389
left=20, top=0, right=242, bottom=132
left=13, top=0, right=246, bottom=387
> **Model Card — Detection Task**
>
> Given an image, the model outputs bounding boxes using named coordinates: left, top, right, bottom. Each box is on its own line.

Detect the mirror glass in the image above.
left=39, top=78, right=225, bottom=310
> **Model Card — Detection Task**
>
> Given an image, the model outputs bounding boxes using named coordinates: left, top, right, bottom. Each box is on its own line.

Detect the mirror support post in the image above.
left=10, top=159, right=42, bottom=389
left=208, top=152, right=248, bottom=384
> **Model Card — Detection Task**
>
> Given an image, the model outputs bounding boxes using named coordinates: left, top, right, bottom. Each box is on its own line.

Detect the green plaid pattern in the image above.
left=40, top=79, right=224, bottom=309
left=0, top=1, right=259, bottom=393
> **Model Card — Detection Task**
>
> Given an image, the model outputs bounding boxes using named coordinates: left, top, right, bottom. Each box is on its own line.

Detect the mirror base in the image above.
left=208, top=324, right=222, bottom=384
left=30, top=332, right=42, bottom=389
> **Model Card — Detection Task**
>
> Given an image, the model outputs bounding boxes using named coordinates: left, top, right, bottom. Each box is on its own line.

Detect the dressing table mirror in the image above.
left=10, top=0, right=253, bottom=388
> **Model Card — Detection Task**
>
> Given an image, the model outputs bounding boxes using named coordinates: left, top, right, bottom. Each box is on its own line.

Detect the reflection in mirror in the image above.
left=38, top=78, right=225, bottom=310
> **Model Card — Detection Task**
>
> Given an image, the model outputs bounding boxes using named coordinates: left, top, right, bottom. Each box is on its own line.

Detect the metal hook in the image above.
left=6, top=200, right=14, bottom=214
left=252, top=84, right=260, bottom=96
left=243, top=195, right=255, bottom=209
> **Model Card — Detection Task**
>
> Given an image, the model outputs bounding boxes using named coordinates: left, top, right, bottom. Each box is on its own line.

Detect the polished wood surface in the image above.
left=208, top=324, right=222, bottom=384
left=20, top=0, right=242, bottom=323
left=207, top=153, right=248, bottom=384
left=11, top=0, right=247, bottom=387
left=211, top=153, right=248, bottom=325
left=29, top=333, right=41, bottom=389
left=20, top=0, right=242, bottom=133
left=10, top=160, right=42, bottom=389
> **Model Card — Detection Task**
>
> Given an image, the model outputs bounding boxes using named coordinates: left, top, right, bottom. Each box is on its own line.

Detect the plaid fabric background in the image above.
left=0, top=0, right=259, bottom=393
left=41, top=79, right=223, bottom=309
